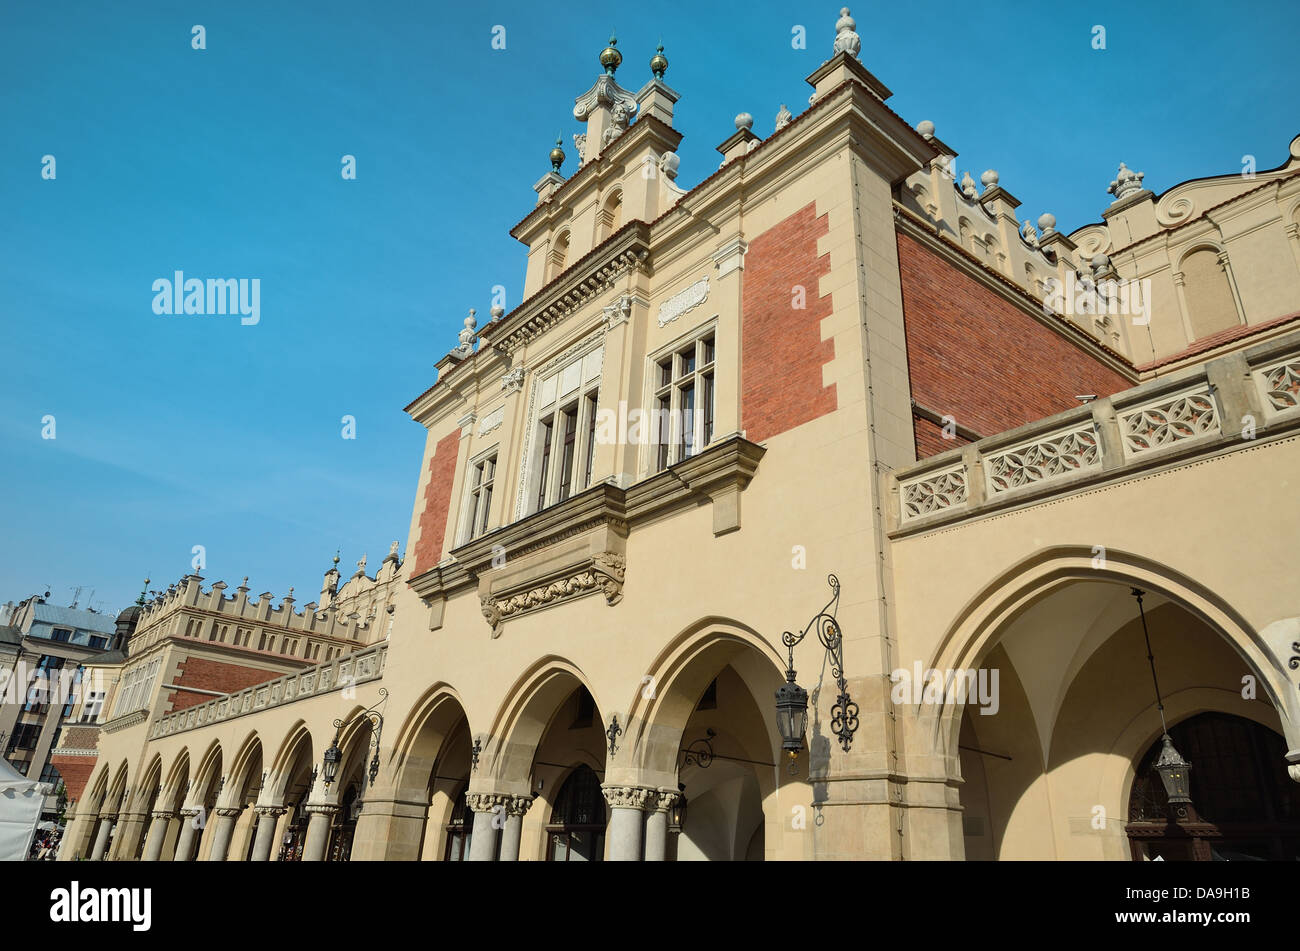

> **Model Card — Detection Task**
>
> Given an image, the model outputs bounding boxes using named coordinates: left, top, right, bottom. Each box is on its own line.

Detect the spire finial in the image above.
left=833, top=7, right=861, bottom=58
left=650, top=40, right=668, bottom=79
left=550, top=135, right=566, bottom=172
left=600, top=32, right=622, bottom=75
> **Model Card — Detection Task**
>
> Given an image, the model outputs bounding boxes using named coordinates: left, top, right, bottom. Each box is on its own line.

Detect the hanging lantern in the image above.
left=1153, top=733, right=1193, bottom=805
left=669, top=784, right=688, bottom=832
left=321, top=740, right=342, bottom=790
left=774, top=670, right=809, bottom=763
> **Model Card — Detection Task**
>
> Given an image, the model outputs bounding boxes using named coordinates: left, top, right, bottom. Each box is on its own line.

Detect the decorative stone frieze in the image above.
left=150, top=641, right=388, bottom=738
left=900, top=463, right=968, bottom=522
left=477, top=405, right=505, bottom=436
left=1118, top=387, right=1219, bottom=457
left=1256, top=358, right=1300, bottom=415
left=985, top=423, right=1101, bottom=495
left=657, top=276, right=710, bottom=327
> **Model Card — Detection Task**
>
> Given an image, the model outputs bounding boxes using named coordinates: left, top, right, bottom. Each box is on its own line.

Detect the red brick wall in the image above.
left=167, top=656, right=278, bottom=712
left=408, top=430, right=461, bottom=576
left=897, top=231, right=1131, bottom=457
left=51, top=755, right=96, bottom=801
left=742, top=202, right=838, bottom=443
left=914, top=415, right=972, bottom=459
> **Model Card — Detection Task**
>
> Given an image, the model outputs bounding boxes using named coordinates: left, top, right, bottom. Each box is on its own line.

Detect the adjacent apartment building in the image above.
left=0, top=595, right=137, bottom=817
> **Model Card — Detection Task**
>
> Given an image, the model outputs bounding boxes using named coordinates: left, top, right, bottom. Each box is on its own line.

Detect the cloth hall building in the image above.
left=56, top=11, right=1300, bottom=861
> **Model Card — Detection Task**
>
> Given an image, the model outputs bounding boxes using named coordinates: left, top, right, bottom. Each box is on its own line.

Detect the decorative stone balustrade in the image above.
left=148, top=641, right=388, bottom=739
left=892, top=332, right=1300, bottom=531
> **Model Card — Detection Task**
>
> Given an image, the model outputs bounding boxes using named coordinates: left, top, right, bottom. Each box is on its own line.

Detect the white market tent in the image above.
left=0, top=757, right=49, bottom=861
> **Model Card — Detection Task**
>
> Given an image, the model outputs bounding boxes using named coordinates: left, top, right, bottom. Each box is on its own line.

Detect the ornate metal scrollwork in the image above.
left=679, top=729, right=716, bottom=769
left=606, top=715, right=622, bottom=756
left=331, top=687, right=389, bottom=787
left=782, top=574, right=860, bottom=754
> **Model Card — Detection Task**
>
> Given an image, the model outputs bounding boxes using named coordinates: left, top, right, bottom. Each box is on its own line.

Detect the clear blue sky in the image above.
left=1, top=0, right=1295, bottom=614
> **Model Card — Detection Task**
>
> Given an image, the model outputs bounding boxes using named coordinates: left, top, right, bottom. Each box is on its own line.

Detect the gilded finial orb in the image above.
left=550, top=136, right=565, bottom=172
left=600, top=32, right=622, bottom=75
left=650, top=42, right=667, bottom=79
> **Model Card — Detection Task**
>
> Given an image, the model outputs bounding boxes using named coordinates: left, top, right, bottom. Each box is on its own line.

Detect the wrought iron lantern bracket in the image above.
left=780, top=574, right=860, bottom=760
left=325, top=687, right=389, bottom=789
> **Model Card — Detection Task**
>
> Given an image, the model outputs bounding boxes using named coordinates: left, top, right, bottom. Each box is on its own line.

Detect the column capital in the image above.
left=601, top=784, right=654, bottom=811
left=254, top=805, right=287, bottom=818
left=503, top=795, right=535, bottom=817
left=464, top=792, right=509, bottom=815
left=179, top=807, right=201, bottom=818
left=149, top=810, right=176, bottom=821
left=214, top=806, right=243, bottom=819
left=648, top=788, right=682, bottom=814
left=303, top=803, right=340, bottom=817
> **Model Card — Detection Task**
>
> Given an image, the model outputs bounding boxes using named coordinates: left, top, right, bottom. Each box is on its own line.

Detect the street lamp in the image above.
left=775, top=575, right=858, bottom=773
left=321, top=688, right=387, bottom=791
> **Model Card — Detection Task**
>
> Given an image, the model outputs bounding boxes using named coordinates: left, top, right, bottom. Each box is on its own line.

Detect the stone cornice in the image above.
left=483, top=222, right=653, bottom=357
left=101, top=710, right=148, bottom=734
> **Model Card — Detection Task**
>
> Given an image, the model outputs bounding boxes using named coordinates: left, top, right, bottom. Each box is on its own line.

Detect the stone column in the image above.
left=465, top=793, right=505, bottom=862
left=172, top=809, right=201, bottom=861
left=250, top=806, right=286, bottom=862
left=644, top=789, right=680, bottom=862
left=89, top=817, right=115, bottom=861
left=498, top=795, right=534, bottom=862
left=601, top=785, right=652, bottom=861
left=206, top=807, right=242, bottom=861
left=143, top=812, right=174, bottom=861
left=301, top=804, right=339, bottom=862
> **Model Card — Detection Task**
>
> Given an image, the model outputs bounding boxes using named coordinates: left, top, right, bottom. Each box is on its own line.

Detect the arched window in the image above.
left=598, top=190, right=622, bottom=242
left=443, top=786, right=474, bottom=861
left=1127, top=712, right=1300, bottom=861
left=547, top=231, right=570, bottom=282
left=545, top=764, right=606, bottom=861
left=1179, top=246, right=1239, bottom=339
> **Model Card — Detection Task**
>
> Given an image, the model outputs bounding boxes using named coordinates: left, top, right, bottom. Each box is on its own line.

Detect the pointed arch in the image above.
left=483, top=656, right=602, bottom=795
